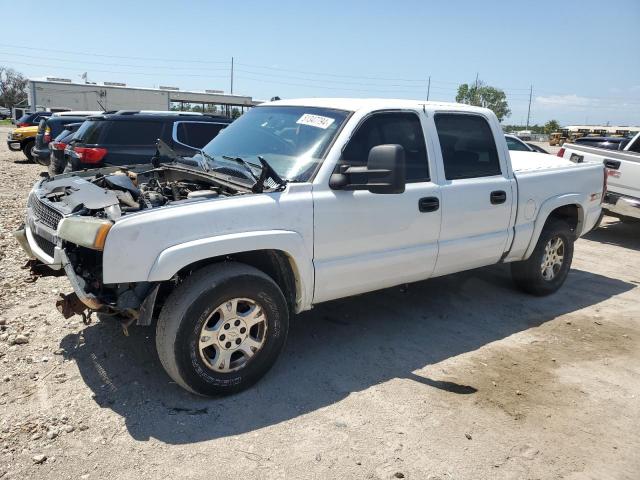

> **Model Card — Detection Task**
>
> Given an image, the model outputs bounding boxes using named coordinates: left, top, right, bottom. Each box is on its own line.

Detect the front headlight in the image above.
left=57, top=217, right=113, bottom=251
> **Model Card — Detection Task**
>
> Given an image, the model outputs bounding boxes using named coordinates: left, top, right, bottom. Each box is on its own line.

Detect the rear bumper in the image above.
left=33, top=146, right=51, bottom=163
left=603, top=192, right=640, bottom=220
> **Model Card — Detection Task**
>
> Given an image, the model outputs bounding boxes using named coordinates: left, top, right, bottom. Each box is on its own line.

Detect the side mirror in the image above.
left=329, top=144, right=406, bottom=194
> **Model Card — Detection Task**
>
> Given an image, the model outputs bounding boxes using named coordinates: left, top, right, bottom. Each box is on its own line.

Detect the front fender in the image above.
left=146, top=230, right=314, bottom=311
left=524, top=194, right=585, bottom=259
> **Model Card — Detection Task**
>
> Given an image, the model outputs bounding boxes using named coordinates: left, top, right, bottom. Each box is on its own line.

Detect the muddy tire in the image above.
left=22, top=140, right=34, bottom=162
left=155, top=262, right=289, bottom=396
left=511, top=219, right=574, bottom=296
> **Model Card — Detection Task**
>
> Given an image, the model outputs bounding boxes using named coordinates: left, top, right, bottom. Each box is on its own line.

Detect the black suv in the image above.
left=34, top=115, right=96, bottom=166
left=64, top=112, right=232, bottom=171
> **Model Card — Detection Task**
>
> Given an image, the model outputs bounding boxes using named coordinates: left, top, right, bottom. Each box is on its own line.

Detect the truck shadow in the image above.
left=60, top=265, right=634, bottom=444
left=584, top=220, right=640, bottom=251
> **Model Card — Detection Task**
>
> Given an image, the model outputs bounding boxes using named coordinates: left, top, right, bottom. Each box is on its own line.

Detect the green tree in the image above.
left=0, top=67, right=28, bottom=108
left=455, top=81, right=511, bottom=122
left=544, top=119, right=561, bottom=134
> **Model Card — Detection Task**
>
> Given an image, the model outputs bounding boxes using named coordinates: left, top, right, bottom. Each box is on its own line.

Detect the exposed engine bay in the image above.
left=41, top=164, right=252, bottom=222
left=28, top=164, right=255, bottom=325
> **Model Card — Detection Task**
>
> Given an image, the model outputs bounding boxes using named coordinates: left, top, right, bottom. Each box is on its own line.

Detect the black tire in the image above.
left=155, top=262, right=289, bottom=396
left=22, top=140, right=35, bottom=162
left=511, top=219, right=574, bottom=296
left=49, top=154, right=67, bottom=176
left=34, top=150, right=50, bottom=166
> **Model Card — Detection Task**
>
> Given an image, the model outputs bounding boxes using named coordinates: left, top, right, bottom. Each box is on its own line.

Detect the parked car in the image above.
left=15, top=98, right=605, bottom=396
left=14, top=111, right=53, bottom=128
left=574, top=136, right=631, bottom=151
left=504, top=134, right=548, bottom=154
left=6, top=125, right=40, bottom=161
left=0, top=107, right=10, bottom=120
left=33, top=113, right=101, bottom=166
left=48, top=123, right=84, bottom=176
left=559, top=131, right=640, bottom=223
left=62, top=111, right=232, bottom=172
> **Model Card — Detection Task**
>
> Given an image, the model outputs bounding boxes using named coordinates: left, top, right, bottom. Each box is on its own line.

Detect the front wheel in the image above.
left=511, top=220, right=574, bottom=296
left=155, top=262, right=289, bottom=396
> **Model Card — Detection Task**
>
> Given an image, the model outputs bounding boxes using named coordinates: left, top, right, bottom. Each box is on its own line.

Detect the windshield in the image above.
left=201, top=105, right=350, bottom=182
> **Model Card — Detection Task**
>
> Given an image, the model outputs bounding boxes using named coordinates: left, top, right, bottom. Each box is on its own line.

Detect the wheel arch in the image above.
left=146, top=230, right=313, bottom=313
left=524, top=196, right=584, bottom=259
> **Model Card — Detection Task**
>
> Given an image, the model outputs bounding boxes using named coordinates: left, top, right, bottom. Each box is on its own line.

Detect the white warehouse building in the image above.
left=27, top=78, right=260, bottom=116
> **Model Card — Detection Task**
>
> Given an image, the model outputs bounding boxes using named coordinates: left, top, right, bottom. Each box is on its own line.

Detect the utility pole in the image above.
left=474, top=72, right=479, bottom=105
left=526, top=84, right=533, bottom=129
left=230, top=57, right=234, bottom=94
left=426, top=76, right=431, bottom=101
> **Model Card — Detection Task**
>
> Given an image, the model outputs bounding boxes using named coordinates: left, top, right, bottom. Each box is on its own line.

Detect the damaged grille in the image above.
left=33, top=233, right=56, bottom=258
left=29, top=194, right=63, bottom=230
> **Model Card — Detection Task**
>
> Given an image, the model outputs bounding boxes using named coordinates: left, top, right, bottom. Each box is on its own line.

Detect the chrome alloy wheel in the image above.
left=540, top=237, right=565, bottom=281
left=198, top=298, right=267, bottom=373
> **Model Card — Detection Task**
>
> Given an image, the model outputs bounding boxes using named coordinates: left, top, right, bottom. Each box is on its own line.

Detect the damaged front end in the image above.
left=17, top=162, right=254, bottom=328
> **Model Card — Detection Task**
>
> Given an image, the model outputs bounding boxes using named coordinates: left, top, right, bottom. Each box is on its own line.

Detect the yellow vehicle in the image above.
left=6, top=125, right=39, bottom=161
left=549, top=132, right=566, bottom=146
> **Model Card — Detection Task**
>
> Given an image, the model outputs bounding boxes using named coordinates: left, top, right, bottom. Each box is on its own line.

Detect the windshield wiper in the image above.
left=255, top=156, right=287, bottom=193
left=221, top=155, right=260, bottom=183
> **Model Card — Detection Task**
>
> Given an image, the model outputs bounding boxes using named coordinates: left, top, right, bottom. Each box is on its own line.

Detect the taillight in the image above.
left=43, top=133, right=51, bottom=143
left=51, top=141, right=67, bottom=151
left=73, top=146, right=108, bottom=164
left=556, top=147, right=565, bottom=158
left=17, top=122, right=29, bottom=128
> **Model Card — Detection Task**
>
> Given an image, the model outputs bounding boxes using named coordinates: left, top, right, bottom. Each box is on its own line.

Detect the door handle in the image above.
left=490, top=190, right=507, bottom=205
left=418, top=197, right=439, bottom=212
left=603, top=159, right=621, bottom=170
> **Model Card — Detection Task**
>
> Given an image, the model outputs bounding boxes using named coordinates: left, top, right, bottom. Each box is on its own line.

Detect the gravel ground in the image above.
left=0, top=125, right=639, bottom=480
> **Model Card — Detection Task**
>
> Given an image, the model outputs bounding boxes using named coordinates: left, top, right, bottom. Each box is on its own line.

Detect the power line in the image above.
left=0, top=43, right=228, bottom=64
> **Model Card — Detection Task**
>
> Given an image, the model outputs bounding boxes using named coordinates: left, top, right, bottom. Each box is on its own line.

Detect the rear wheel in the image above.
left=511, top=219, right=574, bottom=296
left=22, top=140, right=35, bottom=162
left=155, top=262, right=289, bottom=396
left=34, top=149, right=50, bottom=166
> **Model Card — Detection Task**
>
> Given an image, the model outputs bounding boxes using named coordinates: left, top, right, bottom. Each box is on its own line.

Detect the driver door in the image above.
left=312, top=110, right=441, bottom=303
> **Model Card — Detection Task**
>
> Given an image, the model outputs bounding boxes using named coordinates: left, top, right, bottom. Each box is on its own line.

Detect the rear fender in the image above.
left=524, top=194, right=584, bottom=259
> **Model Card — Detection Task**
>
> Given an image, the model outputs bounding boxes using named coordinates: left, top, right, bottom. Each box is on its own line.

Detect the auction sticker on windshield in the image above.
left=296, top=114, right=335, bottom=129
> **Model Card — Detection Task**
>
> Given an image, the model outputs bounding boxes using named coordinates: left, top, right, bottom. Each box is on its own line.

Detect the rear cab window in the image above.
left=434, top=113, right=502, bottom=180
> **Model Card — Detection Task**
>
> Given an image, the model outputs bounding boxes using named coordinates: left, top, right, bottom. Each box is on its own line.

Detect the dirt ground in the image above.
left=0, top=125, right=638, bottom=480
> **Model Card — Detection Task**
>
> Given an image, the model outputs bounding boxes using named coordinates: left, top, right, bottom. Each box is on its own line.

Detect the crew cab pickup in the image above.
left=15, top=99, right=605, bottom=396
left=559, top=132, right=640, bottom=222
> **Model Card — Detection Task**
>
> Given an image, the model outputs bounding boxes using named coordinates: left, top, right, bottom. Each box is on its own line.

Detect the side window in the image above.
left=106, top=121, right=164, bottom=145
left=434, top=114, right=501, bottom=180
left=505, top=136, right=530, bottom=152
left=628, top=138, right=640, bottom=153
left=177, top=122, right=226, bottom=149
left=342, top=112, right=429, bottom=182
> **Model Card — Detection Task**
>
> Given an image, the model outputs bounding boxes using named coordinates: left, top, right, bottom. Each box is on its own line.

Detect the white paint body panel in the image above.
left=96, top=99, right=604, bottom=313
left=561, top=132, right=640, bottom=200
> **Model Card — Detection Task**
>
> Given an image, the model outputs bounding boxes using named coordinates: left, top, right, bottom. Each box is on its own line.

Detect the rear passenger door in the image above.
left=431, top=113, right=514, bottom=276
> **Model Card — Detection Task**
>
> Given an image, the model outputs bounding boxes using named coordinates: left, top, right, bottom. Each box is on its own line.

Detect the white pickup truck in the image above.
left=559, top=131, right=640, bottom=222
left=15, top=99, right=605, bottom=396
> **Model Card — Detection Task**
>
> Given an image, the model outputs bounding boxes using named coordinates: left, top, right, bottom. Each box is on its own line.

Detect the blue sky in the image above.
left=2, top=0, right=639, bottom=126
